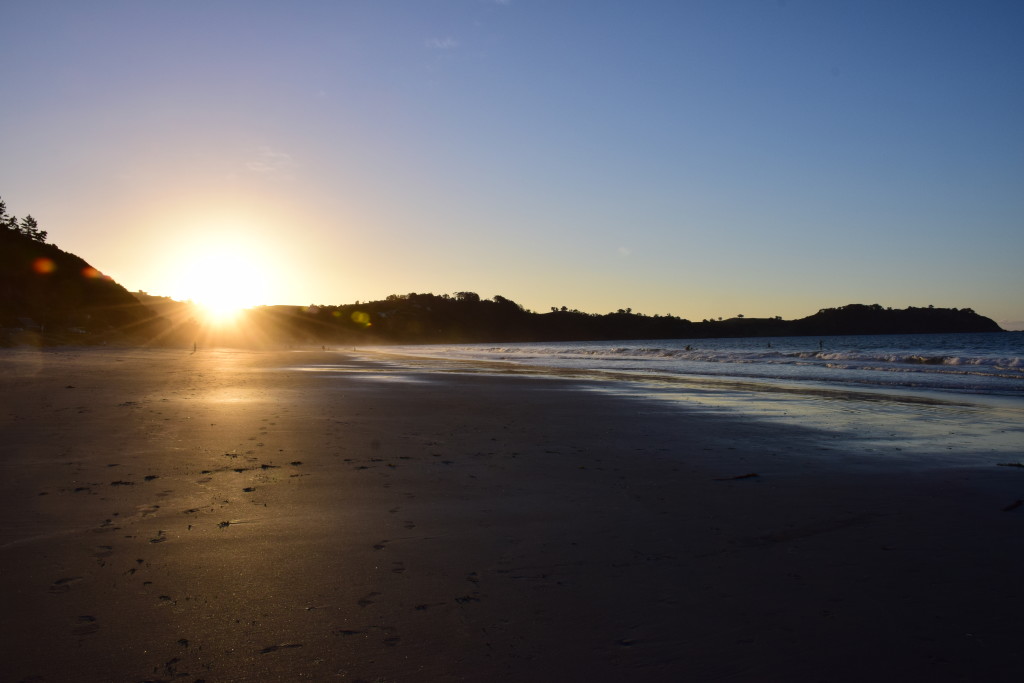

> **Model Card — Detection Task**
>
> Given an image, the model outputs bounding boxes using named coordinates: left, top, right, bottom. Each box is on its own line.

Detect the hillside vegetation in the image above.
left=236, top=294, right=1000, bottom=347
left=1, top=200, right=170, bottom=345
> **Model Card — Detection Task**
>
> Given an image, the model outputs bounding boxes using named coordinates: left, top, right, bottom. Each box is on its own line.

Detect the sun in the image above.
left=175, top=245, right=272, bottom=325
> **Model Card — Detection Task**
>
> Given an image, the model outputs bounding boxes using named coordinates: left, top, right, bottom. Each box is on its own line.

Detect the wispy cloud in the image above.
left=246, top=146, right=296, bottom=175
left=425, top=37, right=459, bottom=50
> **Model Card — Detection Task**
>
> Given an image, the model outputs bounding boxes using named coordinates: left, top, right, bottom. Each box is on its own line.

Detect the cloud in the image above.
left=425, top=37, right=459, bottom=50
left=246, top=146, right=296, bottom=175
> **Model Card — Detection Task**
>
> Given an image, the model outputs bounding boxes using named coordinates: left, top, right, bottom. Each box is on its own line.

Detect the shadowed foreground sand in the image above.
left=1, top=348, right=1022, bottom=682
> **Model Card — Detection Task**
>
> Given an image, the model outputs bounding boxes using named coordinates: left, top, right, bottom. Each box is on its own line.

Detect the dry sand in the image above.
left=1, top=347, right=1022, bottom=682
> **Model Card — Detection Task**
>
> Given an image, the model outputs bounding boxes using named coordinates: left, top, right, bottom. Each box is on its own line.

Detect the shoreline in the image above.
left=2, top=347, right=1023, bottom=681
left=353, top=346, right=1024, bottom=468
left=355, top=331, right=1024, bottom=400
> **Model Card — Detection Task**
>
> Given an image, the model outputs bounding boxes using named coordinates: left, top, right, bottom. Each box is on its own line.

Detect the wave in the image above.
left=476, top=344, right=1023, bottom=374
left=372, top=333, right=1024, bottom=396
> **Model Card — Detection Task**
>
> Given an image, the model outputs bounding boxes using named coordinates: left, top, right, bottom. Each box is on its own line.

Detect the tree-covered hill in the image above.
left=1, top=202, right=170, bottom=345
left=239, top=294, right=1001, bottom=347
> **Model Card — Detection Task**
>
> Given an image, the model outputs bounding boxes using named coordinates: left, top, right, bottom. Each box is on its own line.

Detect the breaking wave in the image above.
left=370, top=332, right=1024, bottom=397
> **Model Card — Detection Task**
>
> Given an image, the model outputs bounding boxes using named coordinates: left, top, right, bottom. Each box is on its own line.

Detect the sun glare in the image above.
left=175, top=245, right=272, bottom=325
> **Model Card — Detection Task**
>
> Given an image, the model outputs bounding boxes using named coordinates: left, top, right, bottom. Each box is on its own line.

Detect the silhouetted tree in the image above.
left=19, top=215, right=47, bottom=243
left=0, top=196, right=15, bottom=233
left=0, top=198, right=46, bottom=243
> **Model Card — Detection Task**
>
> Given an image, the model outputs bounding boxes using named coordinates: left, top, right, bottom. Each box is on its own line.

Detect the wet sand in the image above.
left=1, top=347, right=1022, bottom=682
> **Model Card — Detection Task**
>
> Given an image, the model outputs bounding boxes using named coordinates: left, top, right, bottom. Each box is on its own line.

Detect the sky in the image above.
left=2, top=0, right=1022, bottom=328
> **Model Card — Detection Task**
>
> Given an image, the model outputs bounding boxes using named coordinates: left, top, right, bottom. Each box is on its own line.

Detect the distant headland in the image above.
left=0, top=204, right=1004, bottom=347
left=227, top=295, right=1001, bottom=347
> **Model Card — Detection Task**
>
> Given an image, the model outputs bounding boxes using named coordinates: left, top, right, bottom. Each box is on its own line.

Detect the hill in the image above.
left=235, top=294, right=1002, bottom=346
left=0, top=221, right=171, bottom=346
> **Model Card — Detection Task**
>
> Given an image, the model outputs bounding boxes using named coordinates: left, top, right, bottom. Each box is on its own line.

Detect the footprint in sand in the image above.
left=72, top=615, right=99, bottom=636
left=414, top=602, right=446, bottom=611
left=259, top=643, right=303, bottom=654
left=357, top=591, right=381, bottom=607
left=49, top=577, right=82, bottom=594
left=333, top=628, right=366, bottom=637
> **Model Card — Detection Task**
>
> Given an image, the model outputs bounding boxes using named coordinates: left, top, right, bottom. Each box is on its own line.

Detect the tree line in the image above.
left=245, top=295, right=1001, bottom=346
left=0, top=196, right=47, bottom=243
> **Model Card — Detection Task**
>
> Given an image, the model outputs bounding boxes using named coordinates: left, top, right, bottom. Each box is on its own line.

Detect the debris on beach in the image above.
left=217, top=519, right=251, bottom=528
left=997, top=462, right=1024, bottom=468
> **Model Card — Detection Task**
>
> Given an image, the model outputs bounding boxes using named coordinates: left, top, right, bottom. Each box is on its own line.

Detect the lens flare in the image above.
left=32, top=257, right=56, bottom=274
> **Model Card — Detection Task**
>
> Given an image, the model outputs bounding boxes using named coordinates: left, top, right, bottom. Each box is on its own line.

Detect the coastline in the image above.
left=2, top=347, right=1023, bottom=681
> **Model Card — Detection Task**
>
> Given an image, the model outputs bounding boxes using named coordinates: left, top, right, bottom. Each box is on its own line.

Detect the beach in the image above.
left=2, top=347, right=1022, bottom=682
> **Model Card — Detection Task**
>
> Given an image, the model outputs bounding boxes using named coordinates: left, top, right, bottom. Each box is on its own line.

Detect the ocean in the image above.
left=355, top=332, right=1024, bottom=463
left=363, top=332, right=1023, bottom=396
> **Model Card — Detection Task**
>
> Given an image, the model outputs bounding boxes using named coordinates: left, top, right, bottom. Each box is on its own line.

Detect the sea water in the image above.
left=365, top=332, right=1024, bottom=397
left=358, top=332, right=1024, bottom=462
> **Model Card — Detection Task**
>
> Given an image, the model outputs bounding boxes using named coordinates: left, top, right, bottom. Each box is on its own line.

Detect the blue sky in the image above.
left=2, top=1, right=1022, bottom=327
